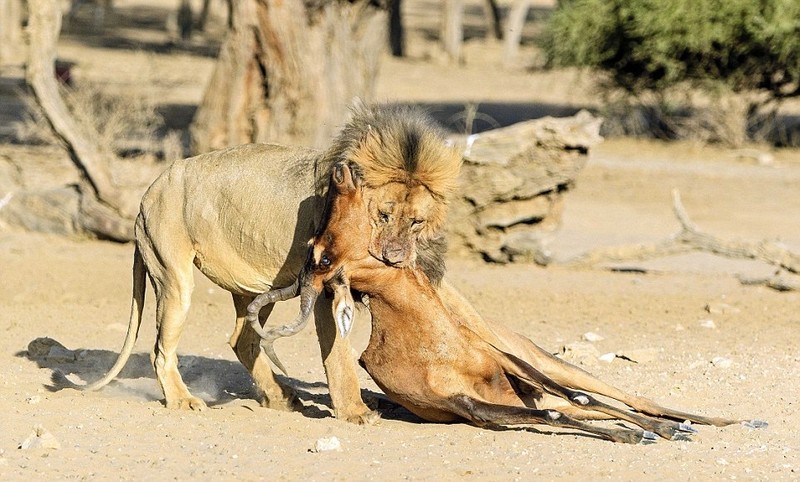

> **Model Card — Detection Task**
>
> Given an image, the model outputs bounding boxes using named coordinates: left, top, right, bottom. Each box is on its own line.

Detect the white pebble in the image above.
left=18, top=425, right=61, bottom=450
left=699, top=319, right=716, bottom=329
left=582, top=331, right=604, bottom=342
left=598, top=353, right=616, bottom=363
left=312, top=436, right=342, bottom=453
left=711, top=357, right=733, bottom=369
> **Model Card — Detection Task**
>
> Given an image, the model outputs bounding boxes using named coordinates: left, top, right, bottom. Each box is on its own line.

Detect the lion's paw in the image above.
left=343, top=409, right=381, bottom=426
left=261, top=392, right=303, bottom=412
left=167, top=396, right=207, bottom=411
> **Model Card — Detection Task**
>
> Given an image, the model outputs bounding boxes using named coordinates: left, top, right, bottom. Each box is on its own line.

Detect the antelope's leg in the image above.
left=502, top=351, right=694, bottom=439
left=512, top=336, right=741, bottom=427
left=448, top=395, right=655, bottom=445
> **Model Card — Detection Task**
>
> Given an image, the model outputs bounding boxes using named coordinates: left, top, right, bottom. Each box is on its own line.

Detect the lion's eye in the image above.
left=412, top=219, right=424, bottom=226
left=379, top=212, right=390, bottom=223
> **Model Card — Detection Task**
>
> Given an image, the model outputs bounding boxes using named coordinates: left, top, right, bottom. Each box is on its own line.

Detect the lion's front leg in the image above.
left=231, top=294, right=301, bottom=411
left=313, top=297, right=379, bottom=425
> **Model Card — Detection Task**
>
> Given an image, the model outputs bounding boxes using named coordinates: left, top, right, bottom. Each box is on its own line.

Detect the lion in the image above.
left=61, top=104, right=462, bottom=423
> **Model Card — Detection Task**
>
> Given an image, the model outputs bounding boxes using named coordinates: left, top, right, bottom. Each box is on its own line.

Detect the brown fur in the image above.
left=291, top=163, right=759, bottom=443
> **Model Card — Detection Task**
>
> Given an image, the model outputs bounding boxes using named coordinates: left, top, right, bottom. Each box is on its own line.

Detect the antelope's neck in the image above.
left=350, top=265, right=442, bottom=329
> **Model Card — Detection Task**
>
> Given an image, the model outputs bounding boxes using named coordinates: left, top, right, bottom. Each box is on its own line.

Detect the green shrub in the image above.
left=543, top=0, right=799, bottom=99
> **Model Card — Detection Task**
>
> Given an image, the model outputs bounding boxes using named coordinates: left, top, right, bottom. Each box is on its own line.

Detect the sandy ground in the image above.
left=2, top=0, right=800, bottom=480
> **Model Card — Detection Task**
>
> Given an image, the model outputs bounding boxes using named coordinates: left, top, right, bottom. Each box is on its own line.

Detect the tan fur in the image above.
left=349, top=126, right=462, bottom=200
left=293, top=163, right=755, bottom=443
left=329, top=103, right=463, bottom=243
left=64, top=105, right=461, bottom=421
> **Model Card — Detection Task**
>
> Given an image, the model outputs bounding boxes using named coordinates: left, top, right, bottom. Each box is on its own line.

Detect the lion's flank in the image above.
left=327, top=104, right=462, bottom=200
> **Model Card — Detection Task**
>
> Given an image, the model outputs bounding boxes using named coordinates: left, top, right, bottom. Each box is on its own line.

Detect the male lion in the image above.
left=65, top=104, right=462, bottom=422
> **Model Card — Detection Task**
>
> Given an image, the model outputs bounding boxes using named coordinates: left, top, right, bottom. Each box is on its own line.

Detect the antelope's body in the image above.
left=254, top=163, right=765, bottom=443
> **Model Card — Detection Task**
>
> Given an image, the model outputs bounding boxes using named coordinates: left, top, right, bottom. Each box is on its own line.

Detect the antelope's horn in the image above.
left=246, top=278, right=301, bottom=340
left=257, top=282, right=320, bottom=375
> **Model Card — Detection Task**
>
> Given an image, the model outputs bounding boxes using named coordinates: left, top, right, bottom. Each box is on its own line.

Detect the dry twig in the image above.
left=563, top=190, right=800, bottom=289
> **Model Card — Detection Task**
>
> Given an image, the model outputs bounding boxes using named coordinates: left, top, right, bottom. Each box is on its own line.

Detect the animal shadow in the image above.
left=18, top=336, right=335, bottom=417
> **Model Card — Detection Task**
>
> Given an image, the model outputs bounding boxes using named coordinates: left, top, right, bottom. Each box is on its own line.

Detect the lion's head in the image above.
left=321, top=104, right=462, bottom=283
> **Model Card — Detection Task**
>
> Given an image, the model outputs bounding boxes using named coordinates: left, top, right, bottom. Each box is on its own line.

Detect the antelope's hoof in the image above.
left=742, top=419, right=768, bottom=429
left=638, top=431, right=658, bottom=445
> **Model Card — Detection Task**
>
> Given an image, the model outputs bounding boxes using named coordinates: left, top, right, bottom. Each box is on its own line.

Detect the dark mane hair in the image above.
left=318, top=104, right=462, bottom=199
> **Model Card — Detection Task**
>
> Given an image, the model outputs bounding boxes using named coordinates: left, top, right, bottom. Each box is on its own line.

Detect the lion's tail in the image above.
left=64, top=246, right=147, bottom=391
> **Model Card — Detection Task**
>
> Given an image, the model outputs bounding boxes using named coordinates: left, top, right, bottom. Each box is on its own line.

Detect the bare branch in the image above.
left=562, top=190, right=800, bottom=281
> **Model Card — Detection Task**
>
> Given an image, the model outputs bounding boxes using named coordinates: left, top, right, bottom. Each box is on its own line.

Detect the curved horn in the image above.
left=251, top=280, right=320, bottom=376
left=246, top=278, right=300, bottom=339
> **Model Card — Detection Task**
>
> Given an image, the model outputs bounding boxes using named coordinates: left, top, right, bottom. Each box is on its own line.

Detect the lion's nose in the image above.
left=382, top=241, right=406, bottom=265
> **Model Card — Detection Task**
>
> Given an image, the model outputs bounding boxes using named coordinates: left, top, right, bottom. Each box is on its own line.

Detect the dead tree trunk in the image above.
left=503, top=0, right=529, bottom=68
left=26, top=0, right=134, bottom=241
left=441, top=0, right=464, bottom=64
left=190, top=0, right=387, bottom=153
left=0, top=0, right=24, bottom=67
left=388, top=0, right=404, bottom=57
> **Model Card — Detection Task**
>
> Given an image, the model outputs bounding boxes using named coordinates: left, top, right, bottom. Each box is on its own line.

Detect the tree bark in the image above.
left=190, top=0, right=387, bottom=153
left=25, top=0, right=134, bottom=240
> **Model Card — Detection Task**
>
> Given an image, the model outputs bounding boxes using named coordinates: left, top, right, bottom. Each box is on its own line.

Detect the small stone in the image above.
left=18, top=425, right=61, bottom=450
left=598, top=352, right=616, bottom=363
left=757, top=153, right=774, bottom=165
left=312, top=436, right=342, bottom=453
left=26, top=395, right=41, bottom=405
left=27, top=337, right=68, bottom=358
left=711, top=357, right=733, bottom=369
left=699, top=319, right=716, bottom=329
left=582, top=331, right=604, bottom=342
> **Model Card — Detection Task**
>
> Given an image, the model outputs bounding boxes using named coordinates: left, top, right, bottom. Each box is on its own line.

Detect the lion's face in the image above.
left=363, top=182, right=444, bottom=267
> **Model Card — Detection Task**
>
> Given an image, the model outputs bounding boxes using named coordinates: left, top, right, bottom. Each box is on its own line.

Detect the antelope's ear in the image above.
left=330, top=281, right=355, bottom=338
left=333, top=161, right=358, bottom=193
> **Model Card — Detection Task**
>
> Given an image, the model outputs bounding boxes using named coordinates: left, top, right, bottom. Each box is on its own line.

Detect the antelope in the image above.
left=249, top=162, right=766, bottom=443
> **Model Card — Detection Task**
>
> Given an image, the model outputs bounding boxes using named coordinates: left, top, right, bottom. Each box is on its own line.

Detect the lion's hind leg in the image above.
left=139, top=235, right=206, bottom=411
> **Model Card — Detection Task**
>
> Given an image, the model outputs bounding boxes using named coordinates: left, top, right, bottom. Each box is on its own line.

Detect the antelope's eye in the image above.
left=320, top=254, right=332, bottom=268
